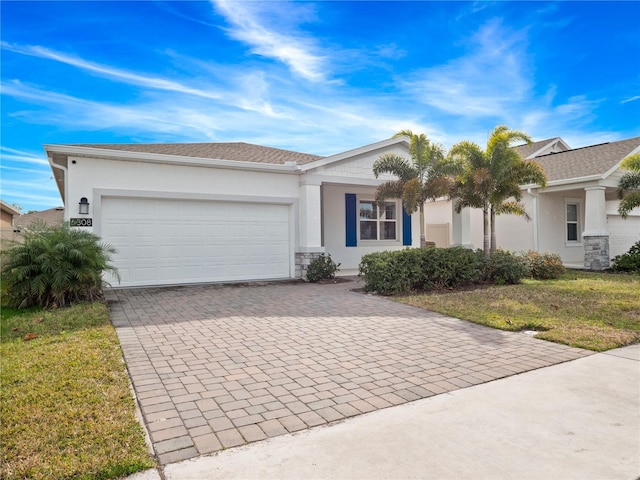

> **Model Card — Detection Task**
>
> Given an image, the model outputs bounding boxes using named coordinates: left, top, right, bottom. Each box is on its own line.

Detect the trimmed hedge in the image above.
left=359, top=247, right=568, bottom=295
left=359, top=247, right=482, bottom=295
left=482, top=249, right=528, bottom=285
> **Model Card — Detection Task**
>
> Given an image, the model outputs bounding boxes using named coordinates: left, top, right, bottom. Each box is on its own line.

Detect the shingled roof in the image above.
left=531, top=136, right=640, bottom=182
left=70, top=142, right=323, bottom=165
left=513, top=138, right=560, bottom=159
left=14, top=207, right=65, bottom=230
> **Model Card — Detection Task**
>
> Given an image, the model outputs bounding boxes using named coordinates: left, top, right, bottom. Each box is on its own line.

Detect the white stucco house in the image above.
left=45, top=134, right=640, bottom=287
left=45, top=138, right=420, bottom=287
left=423, top=136, right=640, bottom=269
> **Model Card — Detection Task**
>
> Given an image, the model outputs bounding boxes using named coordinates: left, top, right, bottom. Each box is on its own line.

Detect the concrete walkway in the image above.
left=131, top=344, right=639, bottom=480
left=107, top=279, right=591, bottom=465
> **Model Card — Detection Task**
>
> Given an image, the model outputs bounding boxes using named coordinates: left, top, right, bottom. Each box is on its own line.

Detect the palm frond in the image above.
left=621, top=153, right=640, bottom=172
left=373, top=153, right=416, bottom=181
left=375, top=181, right=404, bottom=204
left=618, top=191, right=640, bottom=218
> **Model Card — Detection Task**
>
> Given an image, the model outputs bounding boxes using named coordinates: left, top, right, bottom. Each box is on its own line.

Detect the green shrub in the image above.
left=1, top=222, right=119, bottom=308
left=359, top=247, right=482, bottom=295
left=519, top=250, right=566, bottom=279
left=306, top=253, right=340, bottom=282
left=420, top=247, right=482, bottom=289
left=611, top=241, right=640, bottom=274
left=358, top=249, right=422, bottom=295
left=482, top=249, right=528, bottom=285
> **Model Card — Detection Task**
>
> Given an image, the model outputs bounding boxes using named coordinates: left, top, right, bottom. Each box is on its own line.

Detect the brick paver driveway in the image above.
left=107, top=279, right=591, bottom=465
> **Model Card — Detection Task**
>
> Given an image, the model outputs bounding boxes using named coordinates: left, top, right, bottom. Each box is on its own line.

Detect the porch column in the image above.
left=451, top=204, right=473, bottom=248
left=583, top=186, right=609, bottom=270
left=297, top=181, right=324, bottom=278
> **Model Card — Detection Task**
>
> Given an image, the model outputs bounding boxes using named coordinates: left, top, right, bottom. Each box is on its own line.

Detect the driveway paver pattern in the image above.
left=107, top=279, right=592, bottom=465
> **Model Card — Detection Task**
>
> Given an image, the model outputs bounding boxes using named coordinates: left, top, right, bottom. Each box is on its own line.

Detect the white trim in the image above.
left=525, top=137, right=569, bottom=159
left=300, top=137, right=409, bottom=172
left=305, top=174, right=387, bottom=187
left=44, top=145, right=301, bottom=174
left=357, top=197, right=401, bottom=243
left=0, top=200, right=22, bottom=217
left=564, top=197, right=583, bottom=246
left=47, top=157, right=69, bottom=218
left=601, top=143, right=640, bottom=181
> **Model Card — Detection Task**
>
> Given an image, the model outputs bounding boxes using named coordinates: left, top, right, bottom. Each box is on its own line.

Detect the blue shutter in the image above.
left=345, top=194, right=357, bottom=247
left=402, top=207, right=412, bottom=246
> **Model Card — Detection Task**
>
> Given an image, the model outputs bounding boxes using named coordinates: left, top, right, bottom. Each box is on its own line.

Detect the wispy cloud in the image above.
left=0, top=146, right=49, bottom=166
left=622, top=95, right=640, bottom=104
left=210, top=0, right=332, bottom=83
left=400, top=19, right=531, bottom=118
left=1, top=42, right=223, bottom=100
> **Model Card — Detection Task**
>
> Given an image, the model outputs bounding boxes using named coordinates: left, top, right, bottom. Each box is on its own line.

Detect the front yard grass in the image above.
left=396, top=271, right=640, bottom=351
left=0, top=302, right=155, bottom=479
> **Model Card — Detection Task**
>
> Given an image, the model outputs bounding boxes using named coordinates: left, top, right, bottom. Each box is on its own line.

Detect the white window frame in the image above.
left=564, top=197, right=583, bottom=246
left=358, top=199, right=400, bottom=243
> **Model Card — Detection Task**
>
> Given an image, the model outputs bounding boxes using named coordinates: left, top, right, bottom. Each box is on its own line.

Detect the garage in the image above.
left=608, top=214, right=640, bottom=258
left=100, top=197, right=291, bottom=287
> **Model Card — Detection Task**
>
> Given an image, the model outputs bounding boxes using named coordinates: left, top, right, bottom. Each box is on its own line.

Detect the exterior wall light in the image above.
left=79, top=197, right=90, bottom=214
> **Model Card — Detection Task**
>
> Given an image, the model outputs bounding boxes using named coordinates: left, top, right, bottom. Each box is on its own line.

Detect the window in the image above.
left=565, top=201, right=581, bottom=243
left=359, top=200, right=397, bottom=241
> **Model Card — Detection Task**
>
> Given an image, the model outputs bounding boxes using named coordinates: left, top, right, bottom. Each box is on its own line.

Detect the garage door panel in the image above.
left=101, top=197, right=291, bottom=287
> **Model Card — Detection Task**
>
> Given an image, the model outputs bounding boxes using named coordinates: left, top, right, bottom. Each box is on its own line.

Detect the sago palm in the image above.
left=373, top=130, right=452, bottom=247
left=1, top=222, right=119, bottom=308
left=618, top=153, right=640, bottom=218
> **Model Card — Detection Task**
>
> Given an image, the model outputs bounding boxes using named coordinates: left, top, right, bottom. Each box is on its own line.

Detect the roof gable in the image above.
left=514, top=138, right=571, bottom=159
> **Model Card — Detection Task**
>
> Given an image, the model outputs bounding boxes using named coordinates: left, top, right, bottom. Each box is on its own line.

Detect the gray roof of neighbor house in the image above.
left=529, top=136, right=640, bottom=182
left=14, top=207, right=64, bottom=230
left=70, top=142, right=324, bottom=165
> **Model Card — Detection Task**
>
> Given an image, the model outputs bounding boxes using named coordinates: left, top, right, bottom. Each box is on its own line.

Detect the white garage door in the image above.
left=101, top=197, right=291, bottom=287
left=608, top=214, right=640, bottom=258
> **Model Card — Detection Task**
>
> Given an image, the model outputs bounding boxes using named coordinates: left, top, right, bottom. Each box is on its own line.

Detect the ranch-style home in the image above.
left=45, top=138, right=418, bottom=287
left=45, top=135, right=640, bottom=287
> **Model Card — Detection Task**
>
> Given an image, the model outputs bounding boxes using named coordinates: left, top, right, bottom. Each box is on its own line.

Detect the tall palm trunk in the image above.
left=490, top=207, right=497, bottom=253
left=482, top=206, right=490, bottom=258
left=419, top=203, right=426, bottom=248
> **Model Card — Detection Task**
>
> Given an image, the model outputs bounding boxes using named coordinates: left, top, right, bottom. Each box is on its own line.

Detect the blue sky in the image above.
left=1, top=1, right=639, bottom=212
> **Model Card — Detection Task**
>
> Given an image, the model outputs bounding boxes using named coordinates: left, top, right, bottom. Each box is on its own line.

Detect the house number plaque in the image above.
left=70, top=218, right=93, bottom=227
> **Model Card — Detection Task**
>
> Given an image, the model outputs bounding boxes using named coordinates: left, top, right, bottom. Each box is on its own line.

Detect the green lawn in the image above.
left=396, top=271, right=640, bottom=351
left=0, top=302, right=155, bottom=480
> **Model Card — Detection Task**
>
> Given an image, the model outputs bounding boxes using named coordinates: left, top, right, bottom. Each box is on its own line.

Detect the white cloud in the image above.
left=621, top=95, right=640, bottom=104
left=210, top=0, right=332, bottom=83
left=1, top=42, right=223, bottom=100
left=400, top=19, right=532, bottom=118
left=0, top=146, right=49, bottom=166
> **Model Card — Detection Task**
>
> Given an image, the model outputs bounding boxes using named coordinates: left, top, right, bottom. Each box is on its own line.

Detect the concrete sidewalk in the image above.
left=133, top=344, right=639, bottom=480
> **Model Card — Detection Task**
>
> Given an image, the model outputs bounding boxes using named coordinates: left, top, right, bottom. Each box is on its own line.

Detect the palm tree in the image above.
left=373, top=130, right=452, bottom=248
left=618, top=153, right=640, bottom=218
left=449, top=125, right=547, bottom=257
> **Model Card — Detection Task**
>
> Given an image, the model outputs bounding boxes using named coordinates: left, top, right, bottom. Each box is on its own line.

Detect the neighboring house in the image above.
left=424, top=136, right=640, bottom=269
left=13, top=207, right=65, bottom=232
left=45, top=139, right=420, bottom=287
left=0, top=200, right=21, bottom=244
